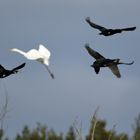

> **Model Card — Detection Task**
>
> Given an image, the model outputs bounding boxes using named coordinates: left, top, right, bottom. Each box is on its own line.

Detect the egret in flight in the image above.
left=85, top=44, right=134, bottom=78
left=11, top=44, right=54, bottom=79
left=0, top=63, right=26, bottom=78
left=85, top=17, right=136, bottom=36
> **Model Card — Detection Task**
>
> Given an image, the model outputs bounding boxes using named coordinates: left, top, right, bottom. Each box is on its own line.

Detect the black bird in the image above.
left=0, top=63, right=26, bottom=78
left=85, top=44, right=134, bottom=78
left=85, top=17, right=136, bottom=36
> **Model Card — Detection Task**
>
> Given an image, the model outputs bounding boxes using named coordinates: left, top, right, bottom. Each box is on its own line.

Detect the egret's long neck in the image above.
left=11, top=48, right=26, bottom=56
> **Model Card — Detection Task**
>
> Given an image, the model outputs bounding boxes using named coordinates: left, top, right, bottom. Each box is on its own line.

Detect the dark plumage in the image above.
left=0, top=63, right=26, bottom=78
left=85, top=17, right=136, bottom=36
left=85, top=44, right=134, bottom=78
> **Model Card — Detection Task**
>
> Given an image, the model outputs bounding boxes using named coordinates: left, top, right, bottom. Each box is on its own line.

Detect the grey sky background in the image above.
left=0, top=0, right=140, bottom=138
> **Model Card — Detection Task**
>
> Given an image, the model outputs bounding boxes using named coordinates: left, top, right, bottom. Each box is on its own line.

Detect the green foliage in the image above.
left=132, top=113, right=140, bottom=140
left=0, top=129, right=4, bottom=140
left=0, top=120, right=129, bottom=140
left=47, top=129, right=63, bottom=140
left=14, top=123, right=63, bottom=140
left=65, top=127, right=76, bottom=140
left=86, top=118, right=128, bottom=140
left=15, top=124, right=47, bottom=140
left=3, top=113, right=140, bottom=140
left=86, top=119, right=108, bottom=140
left=13, top=125, right=76, bottom=140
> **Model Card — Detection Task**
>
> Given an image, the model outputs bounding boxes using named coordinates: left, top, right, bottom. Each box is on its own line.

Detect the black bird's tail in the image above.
left=11, top=63, right=26, bottom=73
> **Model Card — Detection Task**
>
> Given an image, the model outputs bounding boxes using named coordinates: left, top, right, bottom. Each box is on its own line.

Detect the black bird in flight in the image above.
left=85, top=44, right=134, bottom=78
left=85, top=17, right=136, bottom=36
left=0, top=63, right=26, bottom=78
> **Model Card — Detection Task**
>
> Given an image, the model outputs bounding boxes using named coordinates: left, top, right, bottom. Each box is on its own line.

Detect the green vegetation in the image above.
left=0, top=94, right=140, bottom=140
left=0, top=113, right=140, bottom=140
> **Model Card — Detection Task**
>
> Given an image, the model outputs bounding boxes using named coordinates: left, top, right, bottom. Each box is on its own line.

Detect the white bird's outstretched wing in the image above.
left=38, top=44, right=51, bottom=59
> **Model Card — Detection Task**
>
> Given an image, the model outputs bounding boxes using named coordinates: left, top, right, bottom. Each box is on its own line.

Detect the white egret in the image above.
left=11, top=44, right=54, bottom=79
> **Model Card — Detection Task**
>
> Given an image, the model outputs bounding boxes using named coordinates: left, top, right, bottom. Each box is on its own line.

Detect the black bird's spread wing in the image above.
left=85, top=44, right=105, bottom=60
left=85, top=17, right=107, bottom=31
left=12, top=63, right=26, bottom=72
left=108, top=65, right=121, bottom=78
left=0, top=65, right=5, bottom=73
left=121, top=27, right=136, bottom=31
left=0, top=65, right=5, bottom=70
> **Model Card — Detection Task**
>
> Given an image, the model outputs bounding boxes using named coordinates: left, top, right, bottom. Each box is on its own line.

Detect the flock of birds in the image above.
left=0, top=17, right=136, bottom=79
left=85, top=17, right=136, bottom=78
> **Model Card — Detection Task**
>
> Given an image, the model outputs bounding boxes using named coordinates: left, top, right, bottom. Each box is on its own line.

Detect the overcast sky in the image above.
left=0, top=0, right=140, bottom=138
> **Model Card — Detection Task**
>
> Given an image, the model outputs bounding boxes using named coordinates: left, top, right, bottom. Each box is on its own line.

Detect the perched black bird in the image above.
left=85, top=44, right=134, bottom=78
left=85, top=17, right=136, bottom=36
left=0, top=63, right=26, bottom=78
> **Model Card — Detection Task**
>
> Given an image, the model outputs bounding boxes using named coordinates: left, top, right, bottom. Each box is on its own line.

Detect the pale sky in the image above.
left=0, top=0, right=140, bottom=138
